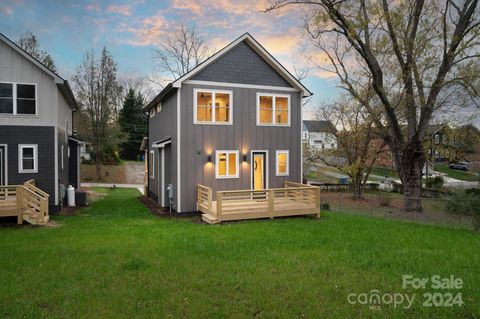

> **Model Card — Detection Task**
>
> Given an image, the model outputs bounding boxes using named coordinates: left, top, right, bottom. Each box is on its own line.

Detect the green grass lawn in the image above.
left=371, top=166, right=400, bottom=178
left=1, top=189, right=479, bottom=318
left=434, top=163, right=480, bottom=182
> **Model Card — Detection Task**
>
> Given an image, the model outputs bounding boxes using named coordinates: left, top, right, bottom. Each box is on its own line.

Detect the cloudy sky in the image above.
left=0, top=0, right=341, bottom=114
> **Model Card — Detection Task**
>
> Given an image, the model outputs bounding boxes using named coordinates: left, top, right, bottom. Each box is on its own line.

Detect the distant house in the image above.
left=302, top=120, right=337, bottom=150
left=0, top=33, right=81, bottom=212
left=144, top=33, right=311, bottom=214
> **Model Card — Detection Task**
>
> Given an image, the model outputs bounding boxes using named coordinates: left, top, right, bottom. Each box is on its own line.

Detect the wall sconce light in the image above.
left=243, top=155, right=248, bottom=162
left=207, top=155, right=212, bottom=163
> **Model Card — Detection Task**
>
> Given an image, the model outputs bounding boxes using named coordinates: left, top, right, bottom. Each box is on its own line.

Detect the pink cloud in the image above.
left=1, top=6, right=14, bottom=16
left=122, top=14, right=169, bottom=46
left=107, top=5, right=133, bottom=16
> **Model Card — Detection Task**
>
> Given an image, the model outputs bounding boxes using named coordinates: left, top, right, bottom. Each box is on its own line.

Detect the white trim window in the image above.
left=18, top=144, right=38, bottom=173
left=149, top=150, right=155, bottom=178
left=149, top=108, right=155, bottom=118
left=215, top=150, right=239, bottom=178
left=276, top=150, right=289, bottom=176
left=257, top=93, right=290, bottom=126
left=194, top=89, right=233, bottom=124
left=156, top=103, right=162, bottom=113
left=0, top=82, right=37, bottom=115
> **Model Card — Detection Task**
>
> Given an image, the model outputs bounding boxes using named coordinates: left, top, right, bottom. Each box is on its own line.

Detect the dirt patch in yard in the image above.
left=81, top=164, right=126, bottom=183
left=139, top=196, right=201, bottom=221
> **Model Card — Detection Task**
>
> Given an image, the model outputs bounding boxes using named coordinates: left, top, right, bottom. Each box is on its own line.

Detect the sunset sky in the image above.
left=0, top=0, right=341, bottom=113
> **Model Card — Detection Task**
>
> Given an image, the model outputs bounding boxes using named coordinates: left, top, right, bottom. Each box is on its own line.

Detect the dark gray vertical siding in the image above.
left=180, top=84, right=302, bottom=212
left=0, top=126, right=56, bottom=205
left=148, top=90, right=178, bottom=209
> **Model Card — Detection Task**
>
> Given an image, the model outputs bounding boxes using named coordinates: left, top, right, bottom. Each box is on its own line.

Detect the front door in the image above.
left=0, top=145, right=6, bottom=185
left=252, top=152, right=267, bottom=190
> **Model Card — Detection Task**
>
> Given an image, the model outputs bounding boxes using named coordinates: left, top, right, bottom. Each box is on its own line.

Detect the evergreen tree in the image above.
left=119, top=89, right=147, bottom=160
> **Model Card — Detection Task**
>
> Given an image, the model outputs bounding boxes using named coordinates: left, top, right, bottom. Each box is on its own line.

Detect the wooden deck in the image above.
left=0, top=180, right=49, bottom=225
left=197, top=182, right=320, bottom=224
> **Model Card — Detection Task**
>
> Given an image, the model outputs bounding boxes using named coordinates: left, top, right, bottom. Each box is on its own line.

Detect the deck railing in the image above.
left=0, top=180, right=49, bottom=224
left=197, top=182, right=320, bottom=224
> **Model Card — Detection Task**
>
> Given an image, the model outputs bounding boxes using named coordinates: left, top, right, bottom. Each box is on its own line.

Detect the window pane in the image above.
left=0, top=99, right=13, bottom=113
left=197, top=92, right=212, bottom=122
left=275, top=97, right=288, bottom=124
left=17, top=84, right=35, bottom=99
left=218, top=153, right=227, bottom=176
left=215, top=93, right=230, bottom=122
left=228, top=153, right=236, bottom=176
left=278, top=152, right=287, bottom=173
left=17, top=99, right=36, bottom=114
left=23, top=159, right=34, bottom=170
left=23, top=147, right=34, bottom=158
left=0, top=83, right=13, bottom=98
left=259, top=96, right=273, bottom=123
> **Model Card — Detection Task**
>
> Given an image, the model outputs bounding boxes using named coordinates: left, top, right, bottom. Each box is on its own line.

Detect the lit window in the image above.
left=149, top=151, right=155, bottom=178
left=19, top=144, right=38, bottom=173
left=257, top=94, right=290, bottom=126
left=276, top=150, right=289, bottom=176
left=194, top=89, right=232, bottom=124
left=215, top=150, right=239, bottom=178
left=0, top=82, right=36, bottom=115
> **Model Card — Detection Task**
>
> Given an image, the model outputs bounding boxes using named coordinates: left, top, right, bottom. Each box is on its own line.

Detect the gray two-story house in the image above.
left=145, top=33, right=311, bottom=213
left=0, top=33, right=81, bottom=212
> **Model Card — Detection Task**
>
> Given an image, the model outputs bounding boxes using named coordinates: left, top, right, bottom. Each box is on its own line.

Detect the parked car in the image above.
left=449, top=162, right=469, bottom=171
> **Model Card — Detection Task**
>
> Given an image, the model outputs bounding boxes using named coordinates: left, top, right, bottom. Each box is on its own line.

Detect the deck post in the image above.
left=207, top=188, right=212, bottom=212
left=315, top=187, right=321, bottom=218
left=268, top=189, right=274, bottom=219
left=16, top=186, right=23, bottom=224
left=216, top=192, right=222, bottom=222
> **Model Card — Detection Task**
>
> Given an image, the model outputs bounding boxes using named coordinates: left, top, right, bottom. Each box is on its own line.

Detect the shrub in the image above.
left=446, top=191, right=480, bottom=231
left=426, top=176, right=444, bottom=190
left=465, top=188, right=480, bottom=197
left=321, top=203, right=331, bottom=211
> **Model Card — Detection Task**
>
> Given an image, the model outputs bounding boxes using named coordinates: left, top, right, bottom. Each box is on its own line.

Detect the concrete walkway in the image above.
left=81, top=182, right=144, bottom=195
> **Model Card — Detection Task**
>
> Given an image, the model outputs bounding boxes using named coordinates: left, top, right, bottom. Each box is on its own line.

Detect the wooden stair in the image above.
left=0, top=180, right=49, bottom=225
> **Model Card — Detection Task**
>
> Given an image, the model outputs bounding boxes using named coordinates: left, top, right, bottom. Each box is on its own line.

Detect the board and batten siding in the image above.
left=148, top=90, right=178, bottom=208
left=0, top=37, right=59, bottom=128
left=180, top=83, right=302, bottom=212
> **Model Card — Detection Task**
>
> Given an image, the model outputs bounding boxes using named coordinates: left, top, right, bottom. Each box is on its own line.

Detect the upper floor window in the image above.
left=257, top=93, right=290, bottom=126
left=149, top=108, right=155, bottom=118
left=194, top=89, right=232, bottom=124
left=156, top=103, right=162, bottom=113
left=0, top=82, right=36, bottom=115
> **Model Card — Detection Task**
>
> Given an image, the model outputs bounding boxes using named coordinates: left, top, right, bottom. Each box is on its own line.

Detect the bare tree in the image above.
left=266, top=0, right=480, bottom=211
left=72, top=48, right=123, bottom=179
left=306, top=97, right=387, bottom=197
left=153, top=25, right=212, bottom=82
left=17, top=31, right=57, bottom=72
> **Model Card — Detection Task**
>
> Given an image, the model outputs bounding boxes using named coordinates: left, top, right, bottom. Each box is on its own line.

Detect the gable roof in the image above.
left=173, top=33, right=311, bottom=96
left=0, top=33, right=78, bottom=110
left=303, top=120, right=336, bottom=133
left=145, top=32, right=312, bottom=111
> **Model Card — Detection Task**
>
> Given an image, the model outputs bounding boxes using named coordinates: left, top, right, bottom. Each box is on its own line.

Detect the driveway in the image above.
left=124, top=161, right=145, bottom=184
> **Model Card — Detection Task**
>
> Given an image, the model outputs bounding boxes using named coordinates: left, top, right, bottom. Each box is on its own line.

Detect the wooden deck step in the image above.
left=201, top=214, right=220, bottom=225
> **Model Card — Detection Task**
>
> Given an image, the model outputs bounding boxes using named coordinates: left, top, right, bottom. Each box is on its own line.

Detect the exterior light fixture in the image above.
left=243, top=155, right=248, bottom=162
left=207, top=155, right=212, bottom=163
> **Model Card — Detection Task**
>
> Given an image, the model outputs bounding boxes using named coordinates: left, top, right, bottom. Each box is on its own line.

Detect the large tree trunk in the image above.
left=398, top=143, right=425, bottom=212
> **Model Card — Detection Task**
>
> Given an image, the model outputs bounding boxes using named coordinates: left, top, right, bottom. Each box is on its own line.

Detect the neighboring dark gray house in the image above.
left=0, top=33, right=81, bottom=212
left=145, top=33, right=311, bottom=213
left=302, top=120, right=337, bottom=150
